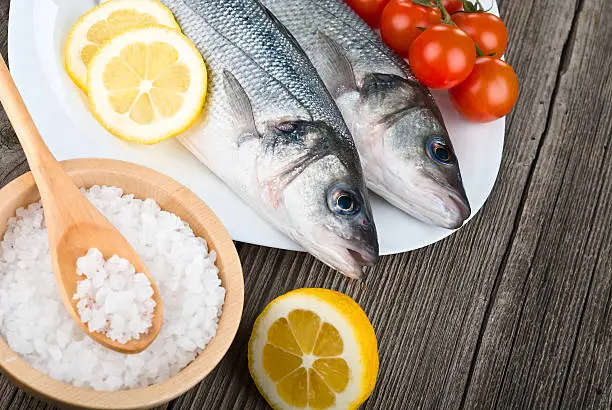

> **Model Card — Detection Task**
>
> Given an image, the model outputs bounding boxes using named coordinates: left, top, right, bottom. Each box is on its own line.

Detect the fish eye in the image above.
left=428, top=138, right=455, bottom=164
left=329, top=188, right=361, bottom=216
left=275, top=122, right=297, bottom=133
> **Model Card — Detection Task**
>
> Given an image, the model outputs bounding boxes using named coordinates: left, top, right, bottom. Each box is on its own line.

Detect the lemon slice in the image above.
left=64, top=0, right=180, bottom=90
left=87, top=26, right=207, bottom=144
left=249, top=288, right=379, bottom=410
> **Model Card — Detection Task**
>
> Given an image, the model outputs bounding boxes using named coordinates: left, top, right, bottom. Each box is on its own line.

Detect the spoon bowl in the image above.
left=54, top=221, right=164, bottom=353
left=0, top=55, right=162, bottom=353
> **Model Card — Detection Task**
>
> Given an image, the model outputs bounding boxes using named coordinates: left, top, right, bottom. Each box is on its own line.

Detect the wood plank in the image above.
left=0, top=1, right=27, bottom=189
left=560, top=216, right=612, bottom=410
left=559, top=161, right=612, bottom=410
left=0, top=380, right=15, bottom=410
left=0, top=139, right=27, bottom=189
left=4, top=391, right=54, bottom=410
left=463, top=0, right=612, bottom=407
left=0, top=1, right=29, bottom=406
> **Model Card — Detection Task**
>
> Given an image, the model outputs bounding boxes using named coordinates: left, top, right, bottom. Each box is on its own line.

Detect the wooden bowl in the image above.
left=0, top=158, right=244, bottom=409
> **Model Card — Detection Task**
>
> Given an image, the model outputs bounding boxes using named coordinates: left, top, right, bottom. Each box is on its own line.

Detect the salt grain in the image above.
left=74, top=250, right=155, bottom=344
left=0, top=186, right=225, bottom=391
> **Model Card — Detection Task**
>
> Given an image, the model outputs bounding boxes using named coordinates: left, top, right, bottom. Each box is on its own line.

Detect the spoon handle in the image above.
left=0, top=55, right=90, bottom=230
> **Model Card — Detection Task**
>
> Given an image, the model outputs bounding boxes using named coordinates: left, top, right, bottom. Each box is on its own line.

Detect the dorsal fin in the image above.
left=257, top=1, right=307, bottom=55
left=313, top=31, right=357, bottom=99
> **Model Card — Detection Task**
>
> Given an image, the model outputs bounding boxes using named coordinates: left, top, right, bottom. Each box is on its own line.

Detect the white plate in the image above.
left=8, top=0, right=503, bottom=255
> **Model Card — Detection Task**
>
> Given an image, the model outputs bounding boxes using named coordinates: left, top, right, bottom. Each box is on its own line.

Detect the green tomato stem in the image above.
left=434, top=0, right=454, bottom=24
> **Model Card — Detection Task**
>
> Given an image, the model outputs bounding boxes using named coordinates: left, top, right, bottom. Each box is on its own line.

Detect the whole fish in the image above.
left=159, top=0, right=378, bottom=278
left=262, top=0, right=471, bottom=229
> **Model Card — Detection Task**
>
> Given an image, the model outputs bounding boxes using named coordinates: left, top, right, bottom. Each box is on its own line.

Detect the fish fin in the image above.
left=222, top=70, right=259, bottom=141
left=314, top=31, right=357, bottom=98
left=258, top=3, right=353, bottom=98
left=258, top=3, right=306, bottom=53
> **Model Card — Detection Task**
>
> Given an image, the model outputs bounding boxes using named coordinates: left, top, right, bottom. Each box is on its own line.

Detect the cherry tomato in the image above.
left=449, top=57, right=519, bottom=122
left=442, top=0, right=463, bottom=14
left=452, top=12, right=508, bottom=58
left=408, top=24, right=476, bottom=89
left=345, top=0, right=391, bottom=28
left=380, top=0, right=442, bottom=57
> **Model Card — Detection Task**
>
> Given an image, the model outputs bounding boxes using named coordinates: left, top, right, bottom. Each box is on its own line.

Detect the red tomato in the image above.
left=345, top=0, right=391, bottom=28
left=452, top=12, right=508, bottom=57
left=408, top=24, right=476, bottom=89
left=449, top=57, right=519, bottom=122
left=442, top=0, right=463, bottom=14
left=380, top=0, right=442, bottom=57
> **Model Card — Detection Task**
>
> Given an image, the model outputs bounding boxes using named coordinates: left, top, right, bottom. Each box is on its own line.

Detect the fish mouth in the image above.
left=443, top=190, right=471, bottom=228
left=428, top=188, right=471, bottom=229
left=320, top=246, right=378, bottom=280
left=339, top=244, right=378, bottom=279
left=346, top=248, right=378, bottom=266
left=340, top=247, right=378, bottom=279
left=307, top=244, right=377, bottom=280
left=308, top=227, right=379, bottom=279
left=374, top=180, right=471, bottom=229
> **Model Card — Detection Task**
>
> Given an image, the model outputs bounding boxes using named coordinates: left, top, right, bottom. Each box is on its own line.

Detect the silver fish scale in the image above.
left=160, top=0, right=353, bottom=145
left=262, top=0, right=417, bottom=83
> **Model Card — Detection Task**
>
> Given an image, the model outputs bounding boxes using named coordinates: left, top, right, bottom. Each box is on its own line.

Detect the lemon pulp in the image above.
left=87, top=26, right=207, bottom=144
left=64, top=0, right=180, bottom=90
left=81, top=9, right=158, bottom=68
left=102, top=41, right=191, bottom=124
left=263, top=310, right=350, bottom=408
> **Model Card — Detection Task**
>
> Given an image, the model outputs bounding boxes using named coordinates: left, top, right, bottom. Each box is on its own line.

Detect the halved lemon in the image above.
left=64, top=0, right=180, bottom=90
left=249, top=288, right=379, bottom=410
left=87, top=26, right=207, bottom=144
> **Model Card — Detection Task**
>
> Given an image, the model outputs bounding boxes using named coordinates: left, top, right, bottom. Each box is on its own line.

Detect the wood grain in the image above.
left=0, top=0, right=610, bottom=408
left=0, top=1, right=26, bottom=188
left=463, top=0, right=612, bottom=407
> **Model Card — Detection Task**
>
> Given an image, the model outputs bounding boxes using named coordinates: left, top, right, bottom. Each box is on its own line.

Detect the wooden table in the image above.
left=0, top=0, right=610, bottom=408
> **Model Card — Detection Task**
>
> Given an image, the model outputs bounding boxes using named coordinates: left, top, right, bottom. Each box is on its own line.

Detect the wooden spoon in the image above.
left=0, top=55, right=162, bottom=354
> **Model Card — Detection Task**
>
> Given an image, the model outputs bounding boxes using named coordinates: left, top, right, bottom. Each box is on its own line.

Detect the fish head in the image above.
left=264, top=120, right=378, bottom=278
left=358, top=73, right=471, bottom=229
left=381, top=114, right=471, bottom=229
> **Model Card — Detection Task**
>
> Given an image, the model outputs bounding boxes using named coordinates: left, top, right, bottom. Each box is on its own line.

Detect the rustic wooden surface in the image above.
left=0, top=0, right=610, bottom=408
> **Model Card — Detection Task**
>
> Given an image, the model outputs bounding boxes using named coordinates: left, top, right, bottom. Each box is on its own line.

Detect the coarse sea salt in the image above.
left=74, top=248, right=155, bottom=344
left=0, top=186, right=225, bottom=391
